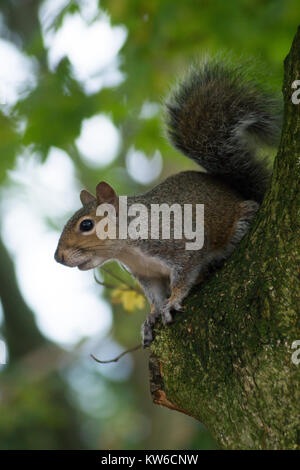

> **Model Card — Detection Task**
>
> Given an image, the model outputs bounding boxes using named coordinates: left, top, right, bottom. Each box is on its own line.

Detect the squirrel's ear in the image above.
left=96, top=181, right=118, bottom=208
left=80, top=189, right=96, bottom=206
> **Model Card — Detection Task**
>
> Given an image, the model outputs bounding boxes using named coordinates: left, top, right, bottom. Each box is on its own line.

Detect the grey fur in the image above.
left=165, top=57, right=282, bottom=202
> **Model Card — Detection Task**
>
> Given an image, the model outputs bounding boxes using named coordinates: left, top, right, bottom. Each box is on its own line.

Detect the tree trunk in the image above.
left=149, top=27, right=300, bottom=450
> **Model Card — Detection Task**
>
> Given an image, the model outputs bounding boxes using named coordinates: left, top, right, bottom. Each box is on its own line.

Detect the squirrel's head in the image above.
left=54, top=181, right=119, bottom=271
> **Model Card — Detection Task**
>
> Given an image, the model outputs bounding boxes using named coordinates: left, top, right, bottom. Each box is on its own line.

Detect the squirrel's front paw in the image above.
left=161, top=301, right=183, bottom=325
left=172, top=301, right=184, bottom=312
left=161, top=303, right=173, bottom=325
left=141, top=313, right=158, bottom=348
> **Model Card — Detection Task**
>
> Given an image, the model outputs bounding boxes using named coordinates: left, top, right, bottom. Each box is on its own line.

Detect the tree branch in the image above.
left=149, top=27, right=300, bottom=450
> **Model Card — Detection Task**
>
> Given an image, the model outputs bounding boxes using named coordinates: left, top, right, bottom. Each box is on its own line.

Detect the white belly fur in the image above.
left=118, top=246, right=171, bottom=279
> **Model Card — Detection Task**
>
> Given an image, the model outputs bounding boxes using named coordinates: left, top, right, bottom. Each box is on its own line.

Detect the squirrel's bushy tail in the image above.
left=165, top=57, right=282, bottom=202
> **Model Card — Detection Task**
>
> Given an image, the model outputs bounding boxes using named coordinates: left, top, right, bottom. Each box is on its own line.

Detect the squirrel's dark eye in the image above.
left=79, top=219, right=94, bottom=232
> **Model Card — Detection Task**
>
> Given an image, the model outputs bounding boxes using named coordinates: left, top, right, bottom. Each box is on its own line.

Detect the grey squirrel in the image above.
left=54, top=57, right=282, bottom=347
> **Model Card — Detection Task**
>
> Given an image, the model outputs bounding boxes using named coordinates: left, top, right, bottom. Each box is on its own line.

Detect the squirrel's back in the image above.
left=165, top=57, right=282, bottom=203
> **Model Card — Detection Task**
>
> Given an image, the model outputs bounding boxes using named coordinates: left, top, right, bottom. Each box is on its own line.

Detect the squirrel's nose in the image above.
left=54, top=247, right=65, bottom=265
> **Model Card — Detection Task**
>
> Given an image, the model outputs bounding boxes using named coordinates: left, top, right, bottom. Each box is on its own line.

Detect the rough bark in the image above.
left=149, top=27, right=300, bottom=450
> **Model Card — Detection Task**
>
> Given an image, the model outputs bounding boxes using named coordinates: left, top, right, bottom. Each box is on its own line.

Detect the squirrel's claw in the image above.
left=161, top=300, right=184, bottom=324
left=142, top=320, right=154, bottom=348
left=161, top=303, right=173, bottom=325
left=142, top=300, right=184, bottom=345
left=141, top=312, right=159, bottom=348
left=173, top=301, right=184, bottom=312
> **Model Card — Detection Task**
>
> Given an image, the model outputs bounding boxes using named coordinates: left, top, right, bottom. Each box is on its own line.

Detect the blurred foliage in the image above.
left=0, top=0, right=299, bottom=450
left=96, top=265, right=146, bottom=312
left=111, top=286, right=145, bottom=312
